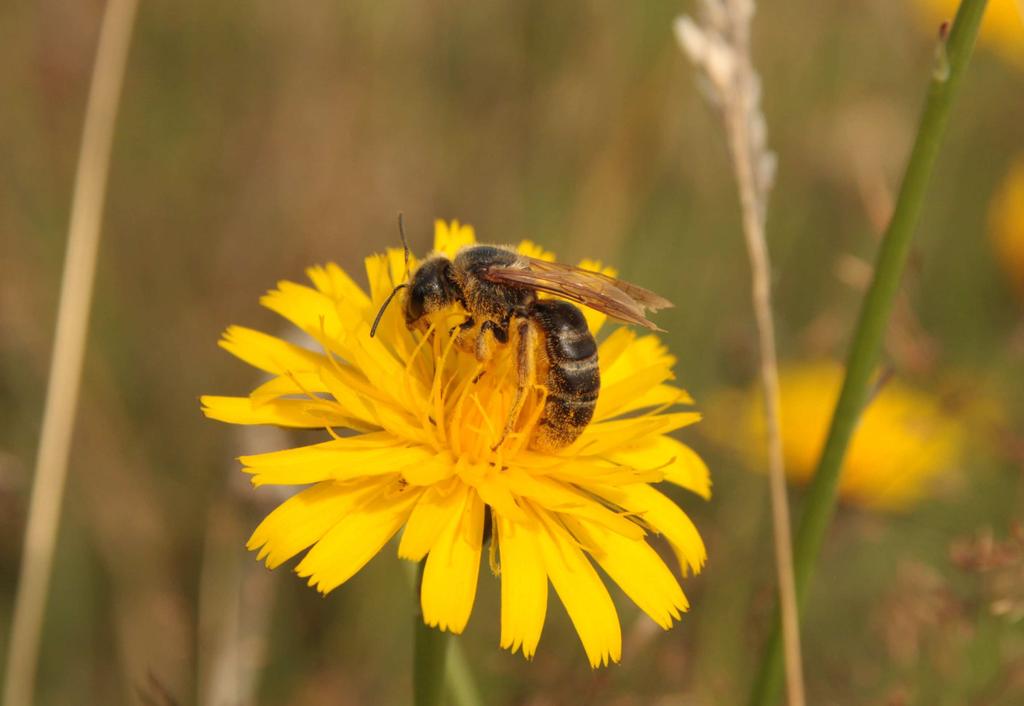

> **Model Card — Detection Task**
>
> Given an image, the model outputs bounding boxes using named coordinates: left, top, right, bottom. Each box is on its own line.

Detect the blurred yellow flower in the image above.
left=913, top=0, right=1024, bottom=68
left=201, top=220, right=709, bottom=667
left=990, top=157, right=1024, bottom=297
left=716, top=361, right=964, bottom=511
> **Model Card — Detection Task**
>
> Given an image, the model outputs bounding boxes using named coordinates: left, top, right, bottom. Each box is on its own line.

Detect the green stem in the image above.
left=445, top=638, right=485, bottom=706
left=414, top=562, right=450, bottom=706
left=747, top=2, right=989, bottom=705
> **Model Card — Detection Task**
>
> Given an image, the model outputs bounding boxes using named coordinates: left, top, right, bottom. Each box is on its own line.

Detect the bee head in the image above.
left=403, top=256, right=461, bottom=330
left=370, top=254, right=463, bottom=338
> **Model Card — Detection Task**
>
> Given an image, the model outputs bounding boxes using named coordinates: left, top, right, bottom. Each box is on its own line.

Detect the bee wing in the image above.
left=481, top=255, right=673, bottom=330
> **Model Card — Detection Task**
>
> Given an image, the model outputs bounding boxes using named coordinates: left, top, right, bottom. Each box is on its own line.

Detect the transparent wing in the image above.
left=481, top=255, right=673, bottom=330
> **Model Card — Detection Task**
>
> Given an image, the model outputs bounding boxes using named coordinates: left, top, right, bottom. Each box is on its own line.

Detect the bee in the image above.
left=371, top=227, right=672, bottom=450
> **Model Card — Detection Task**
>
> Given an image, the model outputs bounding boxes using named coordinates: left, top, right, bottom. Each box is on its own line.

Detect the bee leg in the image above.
left=448, top=315, right=475, bottom=338
left=492, top=317, right=535, bottom=450
left=472, top=321, right=509, bottom=383
left=475, top=320, right=509, bottom=362
left=449, top=316, right=477, bottom=354
left=448, top=316, right=474, bottom=337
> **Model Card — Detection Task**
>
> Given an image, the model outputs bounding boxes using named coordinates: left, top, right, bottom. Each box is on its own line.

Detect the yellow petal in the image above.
left=582, top=310, right=606, bottom=336
left=247, top=479, right=379, bottom=569
left=420, top=487, right=485, bottom=633
left=248, top=369, right=380, bottom=433
left=565, top=516, right=687, bottom=629
left=434, top=219, right=477, bottom=257
left=316, top=364, right=392, bottom=431
left=532, top=507, right=621, bottom=668
left=537, top=457, right=663, bottom=486
left=398, top=480, right=464, bottom=561
left=598, top=370, right=667, bottom=422
left=295, top=481, right=421, bottom=594
left=572, top=412, right=702, bottom=456
left=200, top=395, right=350, bottom=428
left=364, top=250, right=411, bottom=316
left=605, top=435, right=711, bottom=499
left=496, top=513, right=548, bottom=658
left=314, top=347, right=431, bottom=443
left=595, top=383, right=694, bottom=422
left=597, top=335, right=678, bottom=418
left=597, top=327, right=636, bottom=372
left=661, top=441, right=711, bottom=498
left=602, top=333, right=674, bottom=384
left=576, top=259, right=613, bottom=275
left=605, top=483, right=706, bottom=576
left=250, top=372, right=327, bottom=404
left=500, top=468, right=645, bottom=541
left=241, top=432, right=398, bottom=467
left=244, top=439, right=437, bottom=487
left=400, top=452, right=458, bottom=486
left=475, top=478, right=528, bottom=523
left=306, top=263, right=372, bottom=309
left=597, top=374, right=682, bottom=421
left=260, top=281, right=343, bottom=342
left=516, top=241, right=556, bottom=261
left=347, top=332, right=428, bottom=413
left=219, top=325, right=328, bottom=375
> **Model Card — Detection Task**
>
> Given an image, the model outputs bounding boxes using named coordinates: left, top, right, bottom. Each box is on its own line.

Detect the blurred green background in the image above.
left=1, top=1, right=1022, bottom=704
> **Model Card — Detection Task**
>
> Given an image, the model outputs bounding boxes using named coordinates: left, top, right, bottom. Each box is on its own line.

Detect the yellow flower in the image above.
left=990, top=157, right=1024, bottom=298
left=713, top=361, right=963, bottom=511
left=200, top=220, right=709, bottom=667
left=912, top=0, right=1024, bottom=69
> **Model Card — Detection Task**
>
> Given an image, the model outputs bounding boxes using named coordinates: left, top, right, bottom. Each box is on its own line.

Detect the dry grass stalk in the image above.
left=2, top=1, right=139, bottom=704
left=197, top=424, right=291, bottom=706
left=674, top=2, right=805, bottom=706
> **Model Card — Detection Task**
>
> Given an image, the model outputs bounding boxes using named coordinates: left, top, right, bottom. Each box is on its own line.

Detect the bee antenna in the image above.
left=398, top=213, right=411, bottom=282
left=369, top=283, right=407, bottom=338
left=371, top=214, right=414, bottom=338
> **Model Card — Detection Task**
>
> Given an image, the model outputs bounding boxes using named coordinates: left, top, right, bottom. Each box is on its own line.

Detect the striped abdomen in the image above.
left=529, top=300, right=600, bottom=450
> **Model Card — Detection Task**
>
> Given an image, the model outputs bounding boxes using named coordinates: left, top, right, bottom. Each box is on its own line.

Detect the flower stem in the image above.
left=747, top=2, right=989, bottom=705
left=2, top=2, right=138, bottom=705
left=414, top=562, right=450, bottom=706
left=445, top=638, right=485, bottom=706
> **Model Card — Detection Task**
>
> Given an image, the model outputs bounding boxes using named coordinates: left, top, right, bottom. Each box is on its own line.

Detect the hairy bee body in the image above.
left=452, top=246, right=528, bottom=315
left=378, top=242, right=670, bottom=450
left=528, top=300, right=600, bottom=450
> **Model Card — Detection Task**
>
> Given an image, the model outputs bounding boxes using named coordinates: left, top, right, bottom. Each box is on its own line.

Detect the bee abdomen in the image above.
left=528, top=300, right=600, bottom=451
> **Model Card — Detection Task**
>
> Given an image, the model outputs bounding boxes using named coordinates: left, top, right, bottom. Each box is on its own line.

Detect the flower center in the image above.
left=407, top=316, right=548, bottom=466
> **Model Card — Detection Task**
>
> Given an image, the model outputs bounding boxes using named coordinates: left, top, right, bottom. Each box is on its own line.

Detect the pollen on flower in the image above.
left=200, top=219, right=710, bottom=667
